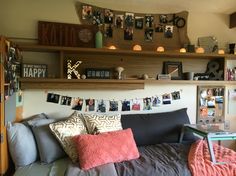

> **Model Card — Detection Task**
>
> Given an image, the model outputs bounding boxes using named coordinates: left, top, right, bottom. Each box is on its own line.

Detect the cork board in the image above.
left=75, top=2, right=190, bottom=50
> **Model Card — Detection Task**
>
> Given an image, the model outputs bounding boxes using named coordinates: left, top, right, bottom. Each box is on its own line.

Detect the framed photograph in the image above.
left=86, top=68, right=111, bottom=79
left=163, top=61, right=183, bottom=80
left=124, top=27, right=133, bottom=40
left=135, top=17, right=143, bottom=29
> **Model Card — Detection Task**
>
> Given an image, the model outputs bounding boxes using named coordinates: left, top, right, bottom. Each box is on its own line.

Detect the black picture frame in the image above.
left=163, top=61, right=183, bottom=80
left=86, top=68, right=111, bottom=79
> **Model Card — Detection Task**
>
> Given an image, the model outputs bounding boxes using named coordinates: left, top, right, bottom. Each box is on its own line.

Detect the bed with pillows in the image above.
left=8, top=108, right=196, bottom=176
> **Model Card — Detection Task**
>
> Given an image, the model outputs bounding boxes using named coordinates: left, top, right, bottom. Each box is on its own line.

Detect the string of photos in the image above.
left=46, top=90, right=181, bottom=112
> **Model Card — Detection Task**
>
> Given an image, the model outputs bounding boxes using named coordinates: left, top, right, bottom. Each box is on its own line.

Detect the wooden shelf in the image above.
left=17, top=43, right=236, bottom=59
left=19, top=78, right=145, bottom=90
left=145, top=80, right=236, bottom=85
left=19, top=78, right=236, bottom=90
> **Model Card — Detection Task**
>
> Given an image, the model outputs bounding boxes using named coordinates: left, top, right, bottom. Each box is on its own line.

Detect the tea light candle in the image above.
left=218, top=49, right=225, bottom=54
left=157, top=46, right=165, bottom=52
left=133, top=44, right=142, bottom=51
left=108, top=45, right=117, bottom=50
left=196, top=47, right=205, bottom=53
left=180, top=48, right=186, bottom=53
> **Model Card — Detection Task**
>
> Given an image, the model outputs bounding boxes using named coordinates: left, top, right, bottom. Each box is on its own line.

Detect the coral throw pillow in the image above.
left=74, top=128, right=140, bottom=170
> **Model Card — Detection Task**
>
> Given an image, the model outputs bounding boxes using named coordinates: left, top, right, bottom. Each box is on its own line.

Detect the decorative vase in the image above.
left=95, top=29, right=103, bottom=48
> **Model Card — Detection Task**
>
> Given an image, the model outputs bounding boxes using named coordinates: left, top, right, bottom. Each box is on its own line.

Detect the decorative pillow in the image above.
left=22, top=113, right=49, bottom=126
left=7, top=122, right=38, bottom=168
left=121, top=108, right=195, bottom=146
left=74, top=128, right=140, bottom=170
left=83, top=113, right=122, bottom=134
left=31, top=118, right=66, bottom=163
left=49, top=112, right=87, bottom=162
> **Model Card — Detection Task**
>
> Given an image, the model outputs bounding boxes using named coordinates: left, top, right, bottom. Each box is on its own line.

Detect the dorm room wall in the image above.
left=0, top=2, right=236, bottom=173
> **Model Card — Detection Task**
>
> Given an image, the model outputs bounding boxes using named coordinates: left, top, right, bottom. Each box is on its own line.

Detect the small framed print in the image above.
left=86, top=68, right=111, bottom=79
left=135, top=17, right=143, bottom=29
left=163, top=61, right=183, bottom=80
left=145, top=15, right=154, bottom=28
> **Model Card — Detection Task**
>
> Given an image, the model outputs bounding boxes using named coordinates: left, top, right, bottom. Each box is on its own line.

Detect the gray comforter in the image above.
left=65, top=143, right=192, bottom=176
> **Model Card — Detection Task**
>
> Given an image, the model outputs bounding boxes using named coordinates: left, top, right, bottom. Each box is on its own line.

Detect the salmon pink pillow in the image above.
left=74, top=128, right=140, bottom=170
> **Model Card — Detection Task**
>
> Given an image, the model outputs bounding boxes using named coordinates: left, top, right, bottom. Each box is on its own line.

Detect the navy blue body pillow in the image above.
left=121, top=108, right=195, bottom=146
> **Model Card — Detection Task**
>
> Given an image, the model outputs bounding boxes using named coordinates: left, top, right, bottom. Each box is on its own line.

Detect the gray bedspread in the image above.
left=114, top=143, right=192, bottom=176
left=65, top=162, right=118, bottom=176
left=65, top=143, right=191, bottom=176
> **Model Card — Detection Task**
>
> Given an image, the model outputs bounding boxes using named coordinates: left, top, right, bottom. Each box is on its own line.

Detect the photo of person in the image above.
left=162, top=94, right=171, bottom=105
left=152, top=96, right=161, bottom=107
left=104, top=9, right=113, bottom=24
left=145, top=29, right=154, bottom=41
left=122, top=100, right=131, bottom=111
left=207, top=97, right=216, bottom=108
left=132, top=99, right=141, bottom=111
left=200, top=107, right=208, bottom=118
left=96, top=99, right=106, bottom=113
left=124, top=27, right=133, bottom=40
left=92, top=10, right=103, bottom=25
left=145, top=15, right=154, bottom=28
left=85, top=98, right=95, bottom=111
left=71, top=97, right=83, bottom=111
left=60, top=96, right=72, bottom=106
left=109, top=100, right=118, bottom=111
left=46, top=93, right=60, bottom=104
left=171, top=91, right=181, bottom=100
left=164, top=25, right=173, bottom=38
left=125, top=13, right=134, bottom=26
left=115, top=15, right=124, bottom=28
left=159, top=14, right=168, bottom=23
left=143, top=97, right=152, bottom=110
left=155, top=24, right=164, bottom=32
left=82, top=6, right=93, bottom=19
left=135, top=17, right=144, bottom=29
left=104, top=24, right=113, bottom=38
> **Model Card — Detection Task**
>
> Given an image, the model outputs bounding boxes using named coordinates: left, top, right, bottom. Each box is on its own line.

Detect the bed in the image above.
left=8, top=108, right=234, bottom=176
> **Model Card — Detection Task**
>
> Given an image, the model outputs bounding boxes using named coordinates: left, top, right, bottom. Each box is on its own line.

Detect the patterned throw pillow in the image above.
left=49, top=112, right=87, bottom=162
left=83, top=113, right=122, bottom=134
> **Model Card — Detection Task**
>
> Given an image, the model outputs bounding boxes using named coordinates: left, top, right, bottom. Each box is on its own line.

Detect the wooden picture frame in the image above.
left=163, top=61, right=183, bottom=80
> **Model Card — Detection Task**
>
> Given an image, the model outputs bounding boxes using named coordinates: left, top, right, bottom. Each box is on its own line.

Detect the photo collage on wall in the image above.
left=81, top=4, right=181, bottom=41
left=197, top=86, right=225, bottom=124
left=46, top=90, right=181, bottom=113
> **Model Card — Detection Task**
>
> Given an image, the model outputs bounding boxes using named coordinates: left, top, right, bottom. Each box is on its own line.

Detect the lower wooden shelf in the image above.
left=19, top=78, right=236, bottom=90
left=19, top=78, right=145, bottom=90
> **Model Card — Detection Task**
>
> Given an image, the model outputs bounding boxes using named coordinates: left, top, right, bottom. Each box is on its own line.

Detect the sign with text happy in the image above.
left=22, top=64, right=47, bottom=78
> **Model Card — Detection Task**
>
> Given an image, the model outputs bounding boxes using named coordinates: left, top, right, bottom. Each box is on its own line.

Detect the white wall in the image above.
left=22, top=84, right=196, bottom=123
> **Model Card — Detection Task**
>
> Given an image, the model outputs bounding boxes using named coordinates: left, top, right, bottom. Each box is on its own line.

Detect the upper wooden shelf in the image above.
left=19, top=78, right=236, bottom=90
left=17, top=43, right=236, bottom=59
left=19, top=78, right=145, bottom=90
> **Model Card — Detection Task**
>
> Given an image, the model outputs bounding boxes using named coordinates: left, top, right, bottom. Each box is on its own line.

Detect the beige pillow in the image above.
left=49, top=112, right=87, bottom=162
left=83, top=113, right=122, bottom=134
